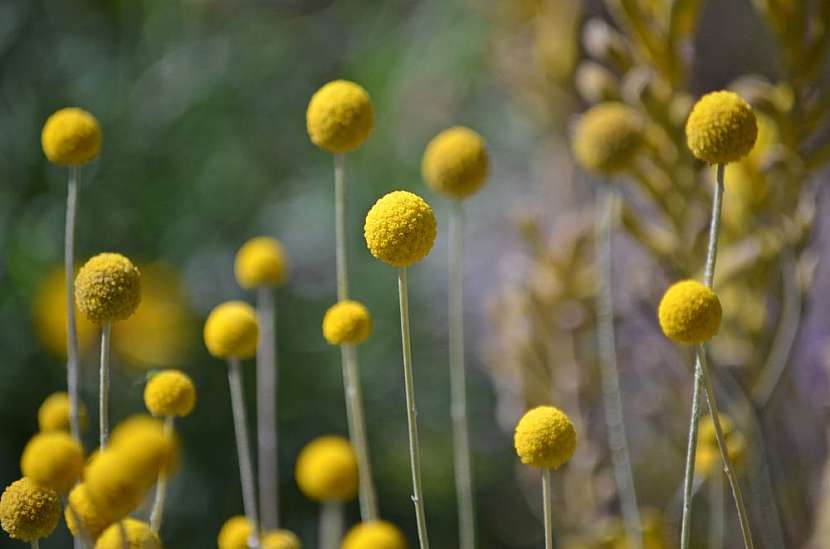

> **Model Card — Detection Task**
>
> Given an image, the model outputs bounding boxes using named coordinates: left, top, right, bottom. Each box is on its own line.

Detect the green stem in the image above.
left=256, top=287, right=279, bottom=530
left=99, top=323, right=112, bottom=449
left=709, top=437, right=725, bottom=549
left=150, top=416, right=174, bottom=534
left=334, top=154, right=348, bottom=300
left=228, top=358, right=260, bottom=548
left=65, top=166, right=82, bottom=445
left=397, top=268, right=430, bottom=549
left=319, top=501, right=343, bottom=549
left=542, top=468, right=554, bottom=549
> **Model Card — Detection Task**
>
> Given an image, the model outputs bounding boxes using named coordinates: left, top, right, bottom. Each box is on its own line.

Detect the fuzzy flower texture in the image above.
left=686, top=90, right=757, bottom=165
left=307, top=80, right=374, bottom=154
left=341, top=521, right=408, bottom=549
left=218, top=515, right=302, bottom=549
left=514, top=406, right=577, bottom=470
left=144, top=369, right=197, bottom=417
left=41, top=107, right=102, bottom=166
left=0, top=477, right=61, bottom=542
left=658, top=280, right=722, bottom=344
left=75, top=253, right=142, bottom=325
left=322, top=300, right=372, bottom=345
left=235, top=236, right=289, bottom=290
left=65, top=483, right=114, bottom=540
left=422, top=126, right=489, bottom=199
left=364, top=190, right=437, bottom=268
left=572, top=102, right=643, bottom=175
left=295, top=436, right=359, bottom=502
left=203, top=301, right=259, bottom=360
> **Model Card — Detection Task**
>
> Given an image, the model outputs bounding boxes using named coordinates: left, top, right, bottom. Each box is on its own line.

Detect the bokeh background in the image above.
left=1, top=0, right=829, bottom=548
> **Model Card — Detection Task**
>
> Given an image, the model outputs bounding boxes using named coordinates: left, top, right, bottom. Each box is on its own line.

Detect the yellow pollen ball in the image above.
left=322, top=300, right=372, bottom=345
left=364, top=190, right=437, bottom=268
left=84, top=450, right=151, bottom=520
left=514, top=406, right=577, bottom=469
left=65, top=483, right=114, bottom=540
left=422, top=126, right=489, bottom=199
left=341, top=520, right=408, bottom=549
left=144, top=369, right=197, bottom=417
left=110, top=415, right=179, bottom=476
left=203, top=301, right=259, bottom=360
left=38, top=391, right=88, bottom=433
left=658, top=280, right=722, bottom=344
left=75, top=253, right=142, bottom=325
left=95, top=518, right=161, bottom=549
left=295, top=436, right=359, bottom=502
left=235, top=236, right=290, bottom=289
left=263, top=529, right=302, bottom=549
left=685, top=90, right=757, bottom=164
left=41, top=107, right=102, bottom=166
left=218, top=515, right=253, bottom=549
left=0, top=477, right=61, bottom=542
left=572, top=102, right=643, bottom=175
left=20, top=432, right=84, bottom=493
left=307, top=80, right=374, bottom=153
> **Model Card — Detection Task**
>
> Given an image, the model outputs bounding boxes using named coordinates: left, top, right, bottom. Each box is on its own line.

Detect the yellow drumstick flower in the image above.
left=322, top=300, right=372, bottom=345
left=0, top=477, right=61, bottom=542
left=41, top=108, right=102, bottom=166
left=306, top=80, right=374, bottom=154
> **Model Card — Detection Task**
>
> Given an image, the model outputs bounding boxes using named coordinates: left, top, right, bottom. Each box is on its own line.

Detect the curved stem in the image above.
left=542, top=469, right=554, bottom=549
left=449, top=201, right=475, bottom=549
left=397, top=268, right=430, bottom=549
left=256, top=287, right=279, bottom=530
left=150, top=417, right=174, bottom=534
left=99, top=324, right=112, bottom=449
left=228, top=358, right=260, bottom=548
left=65, top=166, right=82, bottom=444
left=319, top=502, right=344, bottom=549
left=595, top=188, right=642, bottom=549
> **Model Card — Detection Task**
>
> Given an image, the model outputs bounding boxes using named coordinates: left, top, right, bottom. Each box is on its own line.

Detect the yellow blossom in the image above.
left=295, top=436, right=359, bottom=502
left=95, top=519, right=161, bottom=549
left=65, top=483, right=114, bottom=540
left=20, top=432, right=84, bottom=493
left=38, top=391, right=88, bottom=433
left=235, top=236, right=289, bottom=289
left=364, top=191, right=437, bottom=268
left=32, top=267, right=96, bottom=357
left=422, top=126, right=489, bottom=199
left=41, top=107, right=102, bottom=166
left=75, top=253, right=142, bottom=325
left=658, top=280, right=722, bottom=344
left=686, top=90, right=757, bottom=164
left=341, top=520, right=408, bottom=549
left=0, top=477, right=61, bottom=542
left=322, top=300, right=372, bottom=345
left=307, top=80, right=374, bottom=153
left=203, top=301, right=259, bottom=360
left=144, top=369, right=197, bottom=417
left=514, top=406, right=577, bottom=469
left=572, top=102, right=643, bottom=175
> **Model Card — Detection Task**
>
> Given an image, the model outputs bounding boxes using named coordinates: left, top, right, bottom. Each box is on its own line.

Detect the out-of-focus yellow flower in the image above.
left=686, top=91, right=757, bottom=165
left=364, top=191, right=437, bottom=268
left=75, top=253, right=142, bottom=325
left=295, top=436, right=359, bottom=502
left=95, top=519, right=161, bottom=549
left=341, top=520, right=408, bottom=549
left=723, top=113, right=778, bottom=228
left=572, top=103, right=643, bottom=175
left=38, top=391, right=88, bottom=433
left=263, top=529, right=302, bottom=549
left=422, top=127, right=489, bottom=199
left=696, top=413, right=747, bottom=478
left=514, top=406, right=577, bottom=469
left=20, top=432, right=84, bottom=493
left=218, top=515, right=253, bottom=549
left=65, top=482, right=114, bottom=540
left=203, top=301, right=259, bottom=360
left=307, top=80, right=374, bottom=154
left=110, top=415, right=179, bottom=476
left=41, top=107, right=102, bottom=166
left=658, top=280, right=722, bottom=344
left=144, top=369, right=197, bottom=417
left=322, top=300, right=372, bottom=345
left=32, top=267, right=96, bottom=358
left=597, top=508, right=670, bottom=548
left=235, top=237, right=290, bottom=289
left=0, top=477, right=61, bottom=542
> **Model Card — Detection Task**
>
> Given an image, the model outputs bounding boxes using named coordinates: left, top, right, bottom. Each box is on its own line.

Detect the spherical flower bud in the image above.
left=263, top=529, right=302, bottom=549
left=322, top=300, right=372, bottom=345
left=204, top=301, right=259, bottom=359
left=65, top=483, right=114, bottom=540
left=364, top=191, right=437, bottom=268
left=307, top=80, right=374, bottom=153
left=41, top=107, right=102, bottom=166
left=572, top=102, right=642, bottom=175
left=341, top=520, right=408, bottom=549
left=95, top=518, right=161, bottom=549
left=75, top=253, right=142, bottom=325
left=0, top=477, right=61, bottom=542
left=295, top=436, right=358, bottom=502
left=20, top=432, right=84, bottom=493
left=235, top=236, right=289, bottom=289
left=218, top=515, right=253, bottom=549
left=514, top=406, right=577, bottom=469
left=110, top=415, right=179, bottom=477
left=658, top=280, right=722, bottom=344
left=38, top=391, right=88, bottom=433
left=84, top=450, right=151, bottom=520
left=144, top=369, right=197, bottom=417
left=686, top=90, right=757, bottom=164
left=422, top=127, right=489, bottom=199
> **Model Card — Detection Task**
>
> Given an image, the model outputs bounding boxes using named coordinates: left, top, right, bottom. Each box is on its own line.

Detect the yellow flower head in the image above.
left=144, top=369, right=197, bottom=417
left=341, top=520, right=408, bottom=549
left=307, top=80, right=374, bottom=154
left=235, top=236, right=289, bottom=289
left=32, top=267, right=96, bottom=358
left=658, top=280, right=722, bottom=344
left=364, top=191, right=437, bottom=268
left=204, top=301, right=259, bottom=360
left=75, top=253, right=142, bottom=325
left=0, top=477, right=61, bottom=542
left=295, top=436, right=359, bottom=502
left=218, top=515, right=253, bottom=549
left=696, top=413, right=747, bottom=477
left=41, top=107, right=102, bottom=166
left=84, top=449, right=153, bottom=520
left=572, top=102, right=643, bottom=175
left=95, top=518, right=161, bottom=549
left=38, top=391, right=88, bottom=433
left=65, top=483, right=114, bottom=540
left=20, top=432, right=84, bottom=493
left=421, top=126, right=489, bottom=199
left=110, top=415, right=179, bottom=476
left=514, top=406, right=577, bottom=469
left=685, top=90, right=757, bottom=164
left=322, top=300, right=372, bottom=345
left=263, top=529, right=302, bottom=549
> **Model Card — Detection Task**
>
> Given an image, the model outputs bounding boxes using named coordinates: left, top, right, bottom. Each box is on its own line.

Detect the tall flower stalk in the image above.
left=65, top=167, right=82, bottom=444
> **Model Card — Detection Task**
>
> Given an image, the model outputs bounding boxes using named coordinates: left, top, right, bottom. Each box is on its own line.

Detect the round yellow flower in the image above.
left=307, top=80, right=374, bottom=153
left=235, top=236, right=289, bottom=289
left=685, top=90, right=757, bottom=164
left=41, top=107, right=102, bottom=166
left=295, top=436, right=358, bottom=502
left=658, top=280, right=722, bottom=344
left=65, top=483, right=114, bottom=540
left=84, top=450, right=152, bottom=520
left=364, top=191, right=437, bottom=268
left=341, top=520, right=408, bottom=549
left=38, top=391, right=88, bottom=433
left=263, top=529, right=302, bottom=549
left=144, top=369, right=197, bottom=417
left=218, top=515, right=253, bottom=549
left=422, top=126, right=489, bottom=199
left=322, top=300, right=372, bottom=345
left=203, top=301, right=259, bottom=359
left=696, top=414, right=747, bottom=477
left=32, top=267, right=96, bottom=358
left=95, top=519, right=161, bottom=549
left=20, top=432, right=84, bottom=493
left=0, top=477, right=61, bottom=542
left=514, top=406, right=577, bottom=469
left=75, top=253, right=142, bottom=325
left=572, top=102, right=643, bottom=175
left=110, top=415, right=179, bottom=476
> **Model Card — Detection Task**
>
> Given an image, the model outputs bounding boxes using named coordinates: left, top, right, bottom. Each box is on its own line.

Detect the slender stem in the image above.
left=150, top=416, right=174, bottom=534
left=709, top=463, right=725, bottom=549
left=319, top=502, right=344, bottom=549
left=594, top=188, right=643, bottom=549
left=65, top=166, right=82, bottom=444
left=697, top=347, right=755, bottom=549
left=449, top=201, right=475, bottom=549
left=542, top=469, right=554, bottom=549
left=64, top=496, right=93, bottom=548
left=99, top=324, right=112, bottom=449
left=397, top=268, right=430, bottom=549
left=334, top=154, right=348, bottom=300
left=31, top=541, right=39, bottom=549
left=228, top=358, right=260, bottom=548
left=256, top=287, right=279, bottom=530
left=680, top=362, right=703, bottom=549
left=703, top=165, right=725, bottom=288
